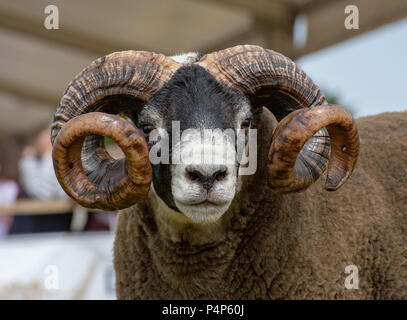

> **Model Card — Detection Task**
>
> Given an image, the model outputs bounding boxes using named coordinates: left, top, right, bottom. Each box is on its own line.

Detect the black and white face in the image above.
left=134, top=63, right=254, bottom=223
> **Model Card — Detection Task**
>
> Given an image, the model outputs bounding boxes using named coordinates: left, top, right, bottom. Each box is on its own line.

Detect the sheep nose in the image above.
left=185, top=164, right=228, bottom=190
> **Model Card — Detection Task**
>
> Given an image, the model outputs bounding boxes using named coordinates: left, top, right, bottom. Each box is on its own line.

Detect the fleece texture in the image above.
left=114, top=110, right=407, bottom=299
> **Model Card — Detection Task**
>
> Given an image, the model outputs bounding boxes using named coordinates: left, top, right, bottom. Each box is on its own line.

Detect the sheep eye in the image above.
left=141, top=124, right=154, bottom=136
left=240, top=119, right=251, bottom=130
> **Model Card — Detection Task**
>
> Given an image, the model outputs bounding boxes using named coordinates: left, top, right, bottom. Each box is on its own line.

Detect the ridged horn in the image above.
left=51, top=51, right=181, bottom=210
left=198, top=45, right=359, bottom=192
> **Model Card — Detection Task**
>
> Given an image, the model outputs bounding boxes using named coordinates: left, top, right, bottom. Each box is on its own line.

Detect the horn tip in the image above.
left=324, top=175, right=348, bottom=191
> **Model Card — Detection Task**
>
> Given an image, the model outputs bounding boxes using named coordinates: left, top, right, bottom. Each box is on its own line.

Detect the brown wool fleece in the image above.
left=114, top=110, right=407, bottom=299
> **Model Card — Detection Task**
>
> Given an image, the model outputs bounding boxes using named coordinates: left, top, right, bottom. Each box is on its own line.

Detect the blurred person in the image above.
left=8, top=129, right=72, bottom=234
left=0, top=141, right=22, bottom=236
left=0, top=177, right=18, bottom=236
left=18, top=129, right=67, bottom=200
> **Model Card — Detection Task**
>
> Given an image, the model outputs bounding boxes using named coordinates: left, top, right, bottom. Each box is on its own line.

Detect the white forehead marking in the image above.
left=171, top=52, right=200, bottom=64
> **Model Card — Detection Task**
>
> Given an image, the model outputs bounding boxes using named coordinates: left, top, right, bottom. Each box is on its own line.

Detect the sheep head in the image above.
left=51, top=45, right=359, bottom=222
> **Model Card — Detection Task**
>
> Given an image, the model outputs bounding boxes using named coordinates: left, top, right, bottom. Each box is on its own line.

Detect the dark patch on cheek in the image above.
left=151, top=164, right=179, bottom=212
left=147, top=131, right=180, bottom=212
left=231, top=128, right=251, bottom=171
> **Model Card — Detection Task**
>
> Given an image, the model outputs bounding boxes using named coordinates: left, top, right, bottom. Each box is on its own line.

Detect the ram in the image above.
left=51, top=45, right=406, bottom=299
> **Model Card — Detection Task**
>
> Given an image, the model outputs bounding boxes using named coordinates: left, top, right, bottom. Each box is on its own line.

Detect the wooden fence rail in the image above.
left=0, top=199, right=74, bottom=215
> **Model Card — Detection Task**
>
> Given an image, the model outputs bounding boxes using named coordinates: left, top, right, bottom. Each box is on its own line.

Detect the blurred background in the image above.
left=0, top=0, right=406, bottom=299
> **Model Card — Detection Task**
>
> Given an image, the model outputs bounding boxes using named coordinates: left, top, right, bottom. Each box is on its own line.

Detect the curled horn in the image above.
left=51, top=51, right=180, bottom=210
left=198, top=45, right=359, bottom=192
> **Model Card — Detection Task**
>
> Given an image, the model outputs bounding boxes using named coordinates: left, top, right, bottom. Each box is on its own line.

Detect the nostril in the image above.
left=187, top=170, right=201, bottom=182
left=185, top=165, right=204, bottom=182
left=185, top=165, right=228, bottom=185
left=214, top=171, right=227, bottom=181
left=214, top=166, right=228, bottom=181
